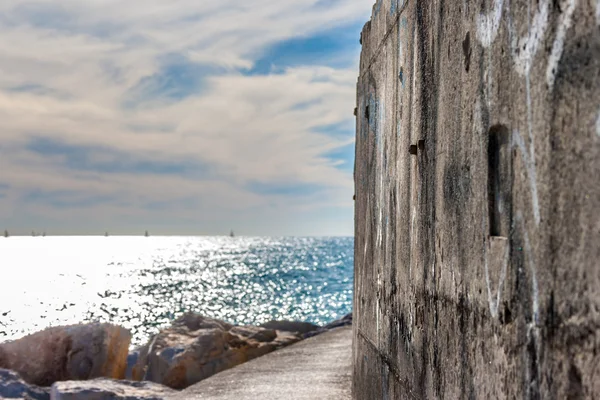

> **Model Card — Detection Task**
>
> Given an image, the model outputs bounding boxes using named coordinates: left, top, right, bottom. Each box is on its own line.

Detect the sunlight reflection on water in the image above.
left=0, top=236, right=353, bottom=347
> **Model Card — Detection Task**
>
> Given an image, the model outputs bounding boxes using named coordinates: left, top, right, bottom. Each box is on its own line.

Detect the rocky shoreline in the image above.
left=0, top=312, right=351, bottom=399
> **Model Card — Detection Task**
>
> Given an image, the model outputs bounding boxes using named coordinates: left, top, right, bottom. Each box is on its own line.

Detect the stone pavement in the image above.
left=169, top=326, right=352, bottom=400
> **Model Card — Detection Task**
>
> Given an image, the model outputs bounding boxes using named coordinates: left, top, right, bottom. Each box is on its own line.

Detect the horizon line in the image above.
left=1, top=234, right=355, bottom=238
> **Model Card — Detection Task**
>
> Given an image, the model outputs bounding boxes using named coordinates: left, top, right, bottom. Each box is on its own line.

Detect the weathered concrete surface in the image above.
left=168, top=326, right=352, bottom=400
left=354, top=0, right=599, bottom=399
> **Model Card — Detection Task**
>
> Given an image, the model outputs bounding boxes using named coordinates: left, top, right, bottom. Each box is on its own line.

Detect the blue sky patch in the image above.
left=246, top=181, right=324, bottom=197
left=6, top=84, right=71, bottom=99
left=9, top=3, right=72, bottom=30
left=4, top=3, right=124, bottom=39
left=245, top=22, right=363, bottom=75
left=124, top=54, right=222, bottom=106
left=0, top=184, right=7, bottom=199
left=26, top=137, right=211, bottom=177
left=22, top=189, right=115, bottom=209
left=312, top=122, right=355, bottom=172
left=143, top=197, right=199, bottom=212
left=291, top=99, right=323, bottom=111
left=322, top=143, right=355, bottom=173
left=312, top=121, right=355, bottom=139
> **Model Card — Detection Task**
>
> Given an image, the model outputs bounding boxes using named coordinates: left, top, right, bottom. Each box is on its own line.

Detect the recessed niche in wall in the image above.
left=488, top=124, right=512, bottom=238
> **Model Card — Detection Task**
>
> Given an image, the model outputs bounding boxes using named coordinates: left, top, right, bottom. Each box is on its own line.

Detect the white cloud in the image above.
left=0, top=0, right=373, bottom=235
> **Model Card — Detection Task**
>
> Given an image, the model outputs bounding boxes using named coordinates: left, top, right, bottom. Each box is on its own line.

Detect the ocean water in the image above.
left=0, top=236, right=353, bottom=347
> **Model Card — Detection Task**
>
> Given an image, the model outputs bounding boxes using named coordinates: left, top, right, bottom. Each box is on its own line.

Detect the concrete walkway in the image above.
left=168, top=326, right=352, bottom=400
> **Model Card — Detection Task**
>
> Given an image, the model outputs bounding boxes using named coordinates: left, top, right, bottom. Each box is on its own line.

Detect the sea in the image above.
left=0, top=236, right=353, bottom=347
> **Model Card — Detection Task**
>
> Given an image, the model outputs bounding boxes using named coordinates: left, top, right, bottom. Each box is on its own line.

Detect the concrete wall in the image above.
left=353, top=0, right=600, bottom=398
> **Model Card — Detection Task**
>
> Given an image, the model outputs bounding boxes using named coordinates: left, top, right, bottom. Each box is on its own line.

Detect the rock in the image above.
left=322, top=320, right=351, bottom=331
left=259, top=320, right=319, bottom=335
left=171, top=313, right=232, bottom=331
left=125, top=351, right=139, bottom=381
left=132, top=327, right=249, bottom=389
left=131, top=313, right=305, bottom=389
left=0, top=323, right=131, bottom=386
left=243, top=343, right=276, bottom=360
left=229, top=326, right=277, bottom=343
left=322, top=313, right=352, bottom=330
left=0, top=369, right=50, bottom=400
left=50, top=379, right=174, bottom=400
left=302, top=314, right=352, bottom=339
left=271, top=332, right=302, bottom=348
left=301, top=329, right=325, bottom=339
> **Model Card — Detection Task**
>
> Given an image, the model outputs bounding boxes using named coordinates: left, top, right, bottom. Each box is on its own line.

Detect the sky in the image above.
left=0, top=0, right=376, bottom=237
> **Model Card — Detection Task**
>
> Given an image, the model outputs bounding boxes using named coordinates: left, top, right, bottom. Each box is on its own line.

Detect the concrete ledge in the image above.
left=168, top=326, right=352, bottom=400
